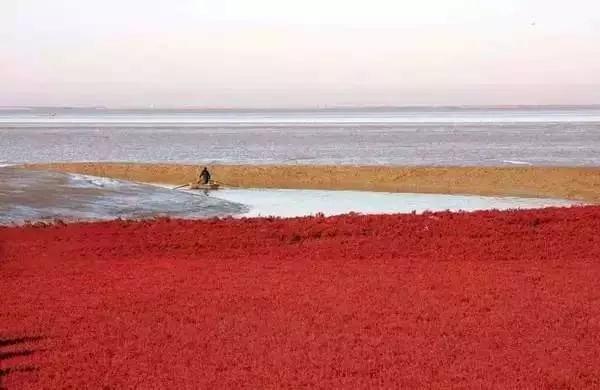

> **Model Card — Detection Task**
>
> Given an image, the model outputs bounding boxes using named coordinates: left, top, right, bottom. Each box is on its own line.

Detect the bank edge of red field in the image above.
left=2, top=206, right=600, bottom=388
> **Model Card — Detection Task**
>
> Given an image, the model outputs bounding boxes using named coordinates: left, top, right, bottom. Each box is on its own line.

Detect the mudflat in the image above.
left=25, top=162, right=600, bottom=202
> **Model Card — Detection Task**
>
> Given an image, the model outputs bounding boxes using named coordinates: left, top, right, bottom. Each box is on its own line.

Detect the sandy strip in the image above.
left=24, top=162, right=600, bottom=202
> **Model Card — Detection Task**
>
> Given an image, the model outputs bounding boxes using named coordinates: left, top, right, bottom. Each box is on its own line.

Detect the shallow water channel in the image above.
left=0, top=167, right=578, bottom=225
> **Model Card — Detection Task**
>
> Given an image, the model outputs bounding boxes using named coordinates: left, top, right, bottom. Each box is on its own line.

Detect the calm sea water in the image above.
left=2, top=106, right=600, bottom=166
left=0, top=167, right=247, bottom=224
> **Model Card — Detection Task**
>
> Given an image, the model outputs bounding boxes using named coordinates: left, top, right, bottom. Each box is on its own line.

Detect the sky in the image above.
left=2, top=0, right=600, bottom=107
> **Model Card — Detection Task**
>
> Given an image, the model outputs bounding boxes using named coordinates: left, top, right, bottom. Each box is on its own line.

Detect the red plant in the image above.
left=2, top=206, right=600, bottom=388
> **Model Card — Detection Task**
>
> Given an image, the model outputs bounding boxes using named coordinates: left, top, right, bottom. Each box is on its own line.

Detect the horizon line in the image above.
left=3, top=104, right=600, bottom=111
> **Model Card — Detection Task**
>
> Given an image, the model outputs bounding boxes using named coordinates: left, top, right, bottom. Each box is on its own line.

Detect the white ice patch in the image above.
left=210, top=188, right=578, bottom=218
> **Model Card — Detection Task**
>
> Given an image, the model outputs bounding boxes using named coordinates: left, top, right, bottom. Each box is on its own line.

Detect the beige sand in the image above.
left=24, top=162, right=600, bottom=202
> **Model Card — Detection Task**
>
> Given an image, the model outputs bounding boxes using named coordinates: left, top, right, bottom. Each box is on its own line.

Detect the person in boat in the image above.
left=199, top=166, right=211, bottom=185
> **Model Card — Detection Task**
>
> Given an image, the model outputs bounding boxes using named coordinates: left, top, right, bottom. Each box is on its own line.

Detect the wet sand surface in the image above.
left=26, top=162, right=600, bottom=202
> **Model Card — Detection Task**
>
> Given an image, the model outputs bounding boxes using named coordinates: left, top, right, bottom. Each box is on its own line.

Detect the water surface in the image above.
left=2, top=106, right=600, bottom=166
left=0, top=167, right=576, bottom=225
left=209, top=188, right=576, bottom=218
left=0, top=167, right=246, bottom=225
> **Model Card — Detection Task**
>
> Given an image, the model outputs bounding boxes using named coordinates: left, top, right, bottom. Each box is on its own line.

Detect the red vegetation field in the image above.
left=2, top=207, right=600, bottom=389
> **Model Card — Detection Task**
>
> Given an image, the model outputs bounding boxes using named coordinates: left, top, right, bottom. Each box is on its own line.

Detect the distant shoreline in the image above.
left=4, top=104, right=600, bottom=111
left=23, top=162, right=600, bottom=203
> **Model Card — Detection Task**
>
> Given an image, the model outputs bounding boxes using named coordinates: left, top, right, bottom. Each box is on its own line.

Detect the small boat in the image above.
left=188, top=181, right=220, bottom=191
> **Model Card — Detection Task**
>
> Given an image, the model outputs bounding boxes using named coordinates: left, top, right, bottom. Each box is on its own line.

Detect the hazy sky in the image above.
left=2, top=0, right=600, bottom=107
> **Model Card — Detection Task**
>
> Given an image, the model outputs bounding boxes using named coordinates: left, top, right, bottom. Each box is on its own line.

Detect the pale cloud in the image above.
left=2, top=0, right=599, bottom=107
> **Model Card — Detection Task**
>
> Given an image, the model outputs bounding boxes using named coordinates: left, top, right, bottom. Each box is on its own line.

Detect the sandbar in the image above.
left=24, top=162, right=600, bottom=202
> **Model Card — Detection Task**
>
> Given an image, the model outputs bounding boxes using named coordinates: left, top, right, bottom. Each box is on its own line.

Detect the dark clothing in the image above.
left=199, top=168, right=211, bottom=184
